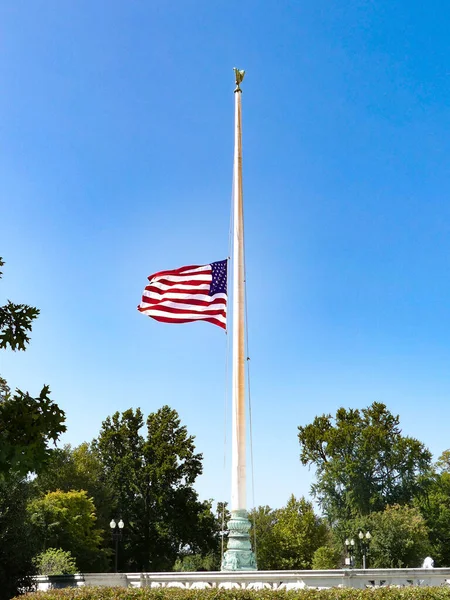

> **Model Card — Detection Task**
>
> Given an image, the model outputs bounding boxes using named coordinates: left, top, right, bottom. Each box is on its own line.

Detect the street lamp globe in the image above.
left=110, top=518, right=124, bottom=572
left=358, top=531, right=364, bottom=540
left=365, top=531, right=372, bottom=540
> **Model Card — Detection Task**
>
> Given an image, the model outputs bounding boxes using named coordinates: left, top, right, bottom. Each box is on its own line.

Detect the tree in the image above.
left=271, top=495, right=328, bottom=570
left=34, top=548, right=78, bottom=575
left=415, top=454, right=450, bottom=566
left=436, top=449, right=450, bottom=473
left=27, top=490, right=106, bottom=572
left=0, top=257, right=66, bottom=478
left=0, top=257, right=39, bottom=351
left=34, top=443, right=114, bottom=534
left=347, top=505, right=430, bottom=568
left=298, top=402, right=431, bottom=522
left=248, top=505, right=278, bottom=570
left=0, top=376, right=9, bottom=400
left=0, top=476, right=37, bottom=599
left=216, top=501, right=231, bottom=531
left=249, top=497, right=328, bottom=570
left=312, top=545, right=341, bottom=569
left=94, top=405, right=217, bottom=571
left=0, top=257, right=66, bottom=598
left=0, top=385, right=66, bottom=478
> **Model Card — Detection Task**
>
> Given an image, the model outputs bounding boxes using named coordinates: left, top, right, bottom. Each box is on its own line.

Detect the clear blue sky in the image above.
left=2, top=0, right=450, bottom=511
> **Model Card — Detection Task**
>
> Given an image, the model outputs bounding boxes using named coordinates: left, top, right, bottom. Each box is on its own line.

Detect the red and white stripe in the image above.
left=138, top=264, right=227, bottom=330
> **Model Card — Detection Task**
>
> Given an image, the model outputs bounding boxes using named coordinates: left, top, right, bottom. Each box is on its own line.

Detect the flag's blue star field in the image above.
left=210, top=260, right=227, bottom=296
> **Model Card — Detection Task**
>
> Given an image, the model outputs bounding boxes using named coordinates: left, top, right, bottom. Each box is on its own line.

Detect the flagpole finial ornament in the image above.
left=233, top=67, right=245, bottom=93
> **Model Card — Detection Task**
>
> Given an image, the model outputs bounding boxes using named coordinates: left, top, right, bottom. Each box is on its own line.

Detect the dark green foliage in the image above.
left=15, top=587, right=450, bottom=600
left=93, top=406, right=218, bottom=572
left=0, top=257, right=66, bottom=478
left=0, top=385, right=66, bottom=478
left=415, top=462, right=450, bottom=566
left=298, top=402, right=431, bottom=521
left=249, top=505, right=278, bottom=570
left=0, top=257, right=67, bottom=599
left=368, top=505, right=430, bottom=568
left=339, top=505, right=430, bottom=569
left=0, top=257, right=39, bottom=352
left=0, top=476, right=37, bottom=599
left=173, top=552, right=219, bottom=571
left=0, top=299, right=40, bottom=351
left=216, top=502, right=230, bottom=530
left=248, top=497, right=329, bottom=570
left=0, top=376, right=9, bottom=400
left=311, top=545, right=341, bottom=569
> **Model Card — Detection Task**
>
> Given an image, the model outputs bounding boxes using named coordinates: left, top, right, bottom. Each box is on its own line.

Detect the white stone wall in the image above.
left=34, top=568, right=450, bottom=592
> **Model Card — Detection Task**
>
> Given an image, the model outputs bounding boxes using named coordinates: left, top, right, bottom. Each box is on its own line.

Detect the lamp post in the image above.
left=358, top=530, right=372, bottom=569
left=345, top=538, right=355, bottom=567
left=110, top=518, right=124, bottom=573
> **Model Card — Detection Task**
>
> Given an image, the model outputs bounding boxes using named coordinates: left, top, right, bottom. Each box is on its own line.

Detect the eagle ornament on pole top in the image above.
left=234, top=68, right=245, bottom=93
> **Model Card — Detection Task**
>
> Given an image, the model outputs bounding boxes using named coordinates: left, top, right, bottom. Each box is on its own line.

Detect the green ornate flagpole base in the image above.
left=221, top=509, right=257, bottom=571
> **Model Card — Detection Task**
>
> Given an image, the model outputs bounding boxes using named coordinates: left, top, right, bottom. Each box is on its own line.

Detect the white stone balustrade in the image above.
left=34, top=568, right=450, bottom=592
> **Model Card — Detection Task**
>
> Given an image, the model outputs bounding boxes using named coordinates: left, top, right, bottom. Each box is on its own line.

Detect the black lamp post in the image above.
left=358, top=530, right=372, bottom=569
left=345, top=538, right=355, bottom=567
left=110, top=518, right=124, bottom=573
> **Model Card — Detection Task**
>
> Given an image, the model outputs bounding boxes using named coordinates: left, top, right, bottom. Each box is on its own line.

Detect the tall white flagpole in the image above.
left=231, top=69, right=246, bottom=513
left=222, top=68, right=257, bottom=572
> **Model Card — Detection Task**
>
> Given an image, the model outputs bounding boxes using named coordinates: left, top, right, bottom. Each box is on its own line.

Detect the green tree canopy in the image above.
left=271, top=496, right=328, bottom=570
left=34, top=442, right=114, bottom=535
left=0, top=257, right=39, bottom=352
left=298, top=402, right=431, bottom=522
left=312, top=545, right=342, bottom=570
left=249, top=496, right=328, bottom=570
left=0, top=476, right=37, bottom=599
left=346, top=504, right=430, bottom=568
left=0, top=257, right=66, bottom=478
left=436, top=449, right=450, bottom=473
left=27, top=489, right=106, bottom=572
left=248, top=505, right=278, bottom=570
left=93, top=405, right=217, bottom=571
left=415, top=453, right=450, bottom=566
left=0, top=385, right=66, bottom=478
left=0, top=257, right=66, bottom=598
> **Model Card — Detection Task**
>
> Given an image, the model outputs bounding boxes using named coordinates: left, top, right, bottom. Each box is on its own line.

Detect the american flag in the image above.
left=138, top=260, right=227, bottom=330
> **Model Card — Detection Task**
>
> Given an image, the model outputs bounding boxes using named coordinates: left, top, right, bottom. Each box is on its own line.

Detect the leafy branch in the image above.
left=0, top=257, right=40, bottom=351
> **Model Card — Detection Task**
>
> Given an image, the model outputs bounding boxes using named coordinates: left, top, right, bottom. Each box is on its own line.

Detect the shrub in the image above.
left=34, top=548, right=78, bottom=575
left=173, top=553, right=219, bottom=571
left=14, top=588, right=450, bottom=600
